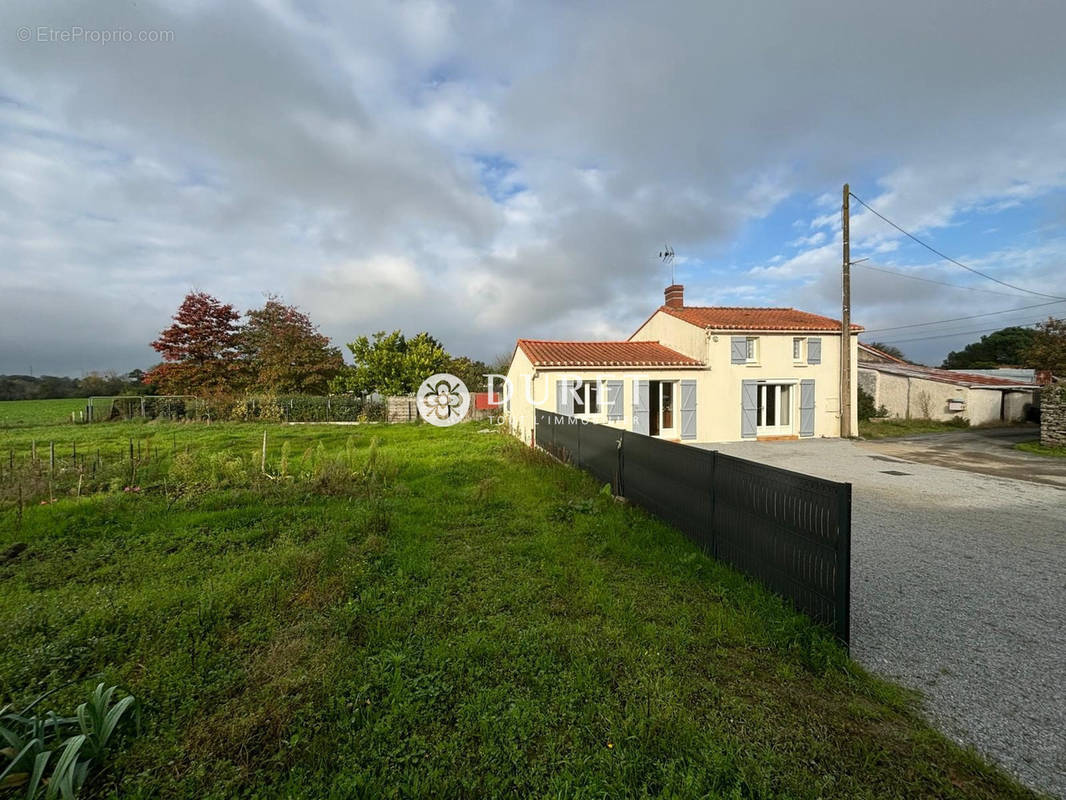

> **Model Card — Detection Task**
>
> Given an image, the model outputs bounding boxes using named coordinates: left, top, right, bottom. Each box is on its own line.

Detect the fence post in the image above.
left=836, top=482, right=852, bottom=648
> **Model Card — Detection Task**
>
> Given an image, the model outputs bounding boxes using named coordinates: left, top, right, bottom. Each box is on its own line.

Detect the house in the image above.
left=503, top=284, right=861, bottom=444
left=857, top=356, right=1039, bottom=424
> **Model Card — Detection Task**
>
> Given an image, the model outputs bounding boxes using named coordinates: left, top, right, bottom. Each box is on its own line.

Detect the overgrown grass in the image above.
left=1015, top=440, right=1066, bottom=458
left=0, top=398, right=89, bottom=429
left=0, top=419, right=1037, bottom=798
left=859, top=416, right=971, bottom=439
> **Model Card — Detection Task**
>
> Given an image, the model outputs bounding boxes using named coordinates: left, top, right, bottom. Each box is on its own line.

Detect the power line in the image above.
left=862, top=299, right=1066, bottom=333
left=854, top=262, right=1033, bottom=298
left=873, top=319, right=1048, bottom=346
left=849, top=192, right=1066, bottom=301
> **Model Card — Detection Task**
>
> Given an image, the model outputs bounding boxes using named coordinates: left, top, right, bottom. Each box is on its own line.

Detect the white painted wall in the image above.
left=504, top=312, right=862, bottom=443
left=859, top=367, right=1037, bottom=424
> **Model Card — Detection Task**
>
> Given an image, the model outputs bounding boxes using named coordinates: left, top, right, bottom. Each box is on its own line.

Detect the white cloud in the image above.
left=1, top=0, right=1065, bottom=373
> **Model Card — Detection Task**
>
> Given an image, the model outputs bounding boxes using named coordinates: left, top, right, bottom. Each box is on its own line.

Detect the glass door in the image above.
left=757, top=383, right=792, bottom=435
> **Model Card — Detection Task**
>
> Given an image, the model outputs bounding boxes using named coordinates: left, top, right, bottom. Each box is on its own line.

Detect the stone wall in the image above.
left=1041, top=384, right=1066, bottom=447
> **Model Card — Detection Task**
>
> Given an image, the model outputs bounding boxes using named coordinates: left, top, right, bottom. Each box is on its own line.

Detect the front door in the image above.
left=649, top=380, right=676, bottom=437
left=757, top=382, right=793, bottom=435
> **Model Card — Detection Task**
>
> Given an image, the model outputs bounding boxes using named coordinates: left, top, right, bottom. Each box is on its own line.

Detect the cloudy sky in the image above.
left=2, top=0, right=1065, bottom=376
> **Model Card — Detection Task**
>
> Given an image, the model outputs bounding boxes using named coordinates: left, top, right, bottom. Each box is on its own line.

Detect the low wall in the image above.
left=1041, top=385, right=1066, bottom=447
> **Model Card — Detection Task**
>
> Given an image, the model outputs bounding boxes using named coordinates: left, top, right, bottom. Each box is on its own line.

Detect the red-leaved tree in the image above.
left=144, top=292, right=242, bottom=394
left=240, top=298, right=345, bottom=394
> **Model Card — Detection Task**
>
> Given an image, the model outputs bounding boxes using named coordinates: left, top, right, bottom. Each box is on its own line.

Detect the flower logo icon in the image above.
left=416, top=373, right=470, bottom=427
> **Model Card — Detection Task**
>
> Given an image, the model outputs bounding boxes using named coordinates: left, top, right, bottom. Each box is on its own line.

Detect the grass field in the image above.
left=0, top=397, right=89, bottom=428
left=0, top=414, right=1036, bottom=798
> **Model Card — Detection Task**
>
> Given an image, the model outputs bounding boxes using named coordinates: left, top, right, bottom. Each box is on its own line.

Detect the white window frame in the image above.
left=745, top=336, right=759, bottom=364
left=756, top=381, right=795, bottom=435
left=572, top=379, right=601, bottom=416
left=792, top=337, right=806, bottom=363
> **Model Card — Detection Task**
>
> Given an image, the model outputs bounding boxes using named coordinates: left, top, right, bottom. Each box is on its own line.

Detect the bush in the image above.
left=858, top=387, right=878, bottom=421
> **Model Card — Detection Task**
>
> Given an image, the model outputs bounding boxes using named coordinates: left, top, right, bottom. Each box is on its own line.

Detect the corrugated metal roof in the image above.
left=861, top=361, right=1039, bottom=388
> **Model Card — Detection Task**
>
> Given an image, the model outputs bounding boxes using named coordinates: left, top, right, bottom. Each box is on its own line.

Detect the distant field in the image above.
left=0, top=397, right=87, bottom=427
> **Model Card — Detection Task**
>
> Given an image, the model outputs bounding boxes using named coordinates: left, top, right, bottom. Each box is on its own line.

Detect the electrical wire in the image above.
left=862, top=299, right=1066, bottom=333
left=849, top=192, right=1066, bottom=301
left=873, top=319, right=1049, bottom=345
left=854, top=262, right=1036, bottom=298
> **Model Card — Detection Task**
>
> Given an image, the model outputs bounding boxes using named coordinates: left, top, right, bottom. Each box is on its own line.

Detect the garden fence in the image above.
left=534, top=410, right=851, bottom=646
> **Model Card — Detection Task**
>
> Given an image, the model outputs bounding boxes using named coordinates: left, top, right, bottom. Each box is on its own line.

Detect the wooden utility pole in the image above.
left=840, top=183, right=852, bottom=438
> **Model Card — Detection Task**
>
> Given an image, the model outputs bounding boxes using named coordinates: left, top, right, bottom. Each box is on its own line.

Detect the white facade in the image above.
left=505, top=294, right=860, bottom=445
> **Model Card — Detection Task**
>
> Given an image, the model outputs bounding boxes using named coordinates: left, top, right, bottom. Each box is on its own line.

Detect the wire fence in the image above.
left=83, top=395, right=390, bottom=424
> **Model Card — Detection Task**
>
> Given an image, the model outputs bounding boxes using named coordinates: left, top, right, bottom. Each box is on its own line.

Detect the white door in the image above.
left=757, top=383, right=793, bottom=435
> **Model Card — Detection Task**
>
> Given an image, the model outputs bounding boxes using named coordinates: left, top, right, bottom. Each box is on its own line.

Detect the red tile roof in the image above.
left=659, top=306, right=864, bottom=332
left=516, top=339, right=702, bottom=368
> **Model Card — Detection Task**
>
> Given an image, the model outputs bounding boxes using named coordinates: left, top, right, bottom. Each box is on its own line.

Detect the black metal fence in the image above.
left=534, top=410, right=851, bottom=645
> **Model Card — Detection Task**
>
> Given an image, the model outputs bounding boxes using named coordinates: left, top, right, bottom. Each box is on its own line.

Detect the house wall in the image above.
left=505, top=327, right=860, bottom=444
left=631, top=311, right=859, bottom=439
left=859, top=367, right=1036, bottom=424
left=1003, top=390, right=1036, bottom=421
left=503, top=360, right=704, bottom=443
left=628, top=312, right=708, bottom=361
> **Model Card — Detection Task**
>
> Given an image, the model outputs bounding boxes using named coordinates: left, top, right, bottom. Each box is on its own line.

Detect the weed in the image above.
left=0, top=682, right=138, bottom=799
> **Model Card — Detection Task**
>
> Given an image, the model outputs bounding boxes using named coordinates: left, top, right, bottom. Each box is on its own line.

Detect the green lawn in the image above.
left=0, top=419, right=1036, bottom=798
left=0, top=397, right=89, bottom=428
left=859, top=417, right=971, bottom=439
left=1015, top=440, right=1066, bottom=458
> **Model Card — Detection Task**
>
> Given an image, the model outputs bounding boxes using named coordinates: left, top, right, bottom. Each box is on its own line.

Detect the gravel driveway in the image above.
left=699, top=436, right=1066, bottom=798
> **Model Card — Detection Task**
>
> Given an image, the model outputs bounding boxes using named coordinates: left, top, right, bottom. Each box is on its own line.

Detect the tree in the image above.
left=940, top=326, right=1038, bottom=369
left=447, top=356, right=490, bottom=393
left=403, top=333, right=451, bottom=392
left=331, top=330, right=452, bottom=395
left=240, top=298, right=344, bottom=394
left=1023, top=317, right=1066, bottom=375
left=864, top=341, right=907, bottom=361
left=144, top=292, right=242, bottom=394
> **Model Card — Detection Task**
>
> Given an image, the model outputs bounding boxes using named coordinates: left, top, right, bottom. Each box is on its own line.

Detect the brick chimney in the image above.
left=664, top=284, right=684, bottom=308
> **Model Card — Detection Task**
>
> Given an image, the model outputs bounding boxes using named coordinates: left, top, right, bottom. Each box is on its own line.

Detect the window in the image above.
left=745, top=337, right=758, bottom=363
left=573, top=380, right=599, bottom=415
left=793, top=337, right=804, bottom=361
left=757, top=383, right=792, bottom=431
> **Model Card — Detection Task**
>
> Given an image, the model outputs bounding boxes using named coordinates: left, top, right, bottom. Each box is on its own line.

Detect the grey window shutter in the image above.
left=799, top=379, right=815, bottom=436
left=680, top=379, right=697, bottom=440
left=741, top=380, right=758, bottom=438
left=807, top=337, right=822, bottom=364
left=606, top=379, right=624, bottom=421
left=632, top=379, right=649, bottom=435
left=556, top=378, right=573, bottom=416
left=730, top=336, right=747, bottom=364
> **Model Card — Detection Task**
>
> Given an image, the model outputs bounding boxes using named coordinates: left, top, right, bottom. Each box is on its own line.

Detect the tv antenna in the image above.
left=659, top=244, right=675, bottom=284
